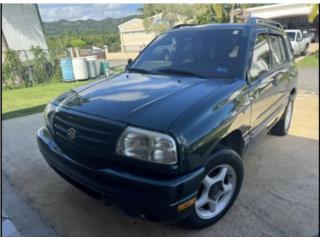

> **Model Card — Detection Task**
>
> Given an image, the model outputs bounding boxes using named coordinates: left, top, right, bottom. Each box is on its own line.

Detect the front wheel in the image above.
left=184, top=147, right=243, bottom=229
left=301, top=45, right=308, bottom=56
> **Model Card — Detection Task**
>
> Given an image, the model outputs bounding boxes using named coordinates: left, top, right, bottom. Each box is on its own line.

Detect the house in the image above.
left=2, top=4, right=48, bottom=61
left=118, top=18, right=156, bottom=53
left=118, top=13, right=186, bottom=53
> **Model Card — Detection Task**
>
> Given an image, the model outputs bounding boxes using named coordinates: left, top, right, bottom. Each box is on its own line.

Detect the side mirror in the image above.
left=125, top=58, right=133, bottom=70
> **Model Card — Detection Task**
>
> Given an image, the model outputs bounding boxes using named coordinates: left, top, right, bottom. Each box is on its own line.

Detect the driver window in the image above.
left=297, top=32, right=302, bottom=40
left=249, top=34, right=272, bottom=81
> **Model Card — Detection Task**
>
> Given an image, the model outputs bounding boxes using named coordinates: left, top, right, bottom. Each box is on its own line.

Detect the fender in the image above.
left=169, top=79, right=251, bottom=173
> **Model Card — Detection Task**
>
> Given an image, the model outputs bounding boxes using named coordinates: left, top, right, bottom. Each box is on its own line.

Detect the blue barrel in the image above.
left=60, top=58, right=74, bottom=81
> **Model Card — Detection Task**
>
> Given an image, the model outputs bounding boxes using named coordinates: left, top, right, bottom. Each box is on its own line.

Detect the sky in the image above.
left=38, top=4, right=143, bottom=22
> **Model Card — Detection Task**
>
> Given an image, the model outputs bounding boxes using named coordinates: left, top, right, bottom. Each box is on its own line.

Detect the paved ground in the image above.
left=297, top=68, right=319, bottom=94
left=2, top=67, right=319, bottom=236
left=2, top=178, right=57, bottom=236
left=2, top=211, right=20, bottom=237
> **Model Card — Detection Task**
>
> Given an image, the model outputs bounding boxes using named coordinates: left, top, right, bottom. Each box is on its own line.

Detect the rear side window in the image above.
left=269, top=35, right=288, bottom=65
left=249, top=34, right=272, bottom=81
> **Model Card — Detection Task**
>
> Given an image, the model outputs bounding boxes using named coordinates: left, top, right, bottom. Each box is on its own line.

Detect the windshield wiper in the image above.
left=157, top=68, right=208, bottom=79
left=128, top=68, right=154, bottom=74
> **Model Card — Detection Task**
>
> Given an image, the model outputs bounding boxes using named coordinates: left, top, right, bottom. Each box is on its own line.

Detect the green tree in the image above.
left=142, top=4, right=240, bottom=33
left=195, top=4, right=271, bottom=24
left=70, top=38, right=87, bottom=48
left=30, top=46, right=49, bottom=84
left=196, top=4, right=237, bottom=24
left=142, top=4, right=204, bottom=34
left=46, top=32, right=121, bottom=52
left=2, top=50, right=27, bottom=88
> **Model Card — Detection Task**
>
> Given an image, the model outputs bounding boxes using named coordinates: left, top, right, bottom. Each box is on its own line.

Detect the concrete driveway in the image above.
left=2, top=68, right=319, bottom=237
left=297, top=68, right=319, bottom=94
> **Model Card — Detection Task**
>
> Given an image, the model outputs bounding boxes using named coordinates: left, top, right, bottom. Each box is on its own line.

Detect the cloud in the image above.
left=38, top=4, right=141, bottom=22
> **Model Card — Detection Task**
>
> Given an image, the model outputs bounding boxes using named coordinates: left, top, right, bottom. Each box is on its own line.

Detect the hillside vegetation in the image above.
left=43, top=15, right=141, bottom=36
left=43, top=15, right=141, bottom=51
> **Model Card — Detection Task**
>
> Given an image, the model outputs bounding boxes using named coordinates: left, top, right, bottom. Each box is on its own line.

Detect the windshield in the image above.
left=129, top=28, right=244, bottom=79
left=286, top=32, right=296, bottom=41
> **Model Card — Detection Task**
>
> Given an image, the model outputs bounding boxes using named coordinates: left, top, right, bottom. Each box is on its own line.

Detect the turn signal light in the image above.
left=177, top=197, right=197, bottom=212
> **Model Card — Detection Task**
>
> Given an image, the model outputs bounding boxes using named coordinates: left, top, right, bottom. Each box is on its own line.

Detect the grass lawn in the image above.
left=2, top=80, right=96, bottom=120
left=2, top=65, right=125, bottom=120
left=297, top=51, right=319, bottom=68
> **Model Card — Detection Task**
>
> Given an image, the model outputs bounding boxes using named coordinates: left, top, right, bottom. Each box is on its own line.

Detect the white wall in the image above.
left=2, top=4, right=48, bottom=52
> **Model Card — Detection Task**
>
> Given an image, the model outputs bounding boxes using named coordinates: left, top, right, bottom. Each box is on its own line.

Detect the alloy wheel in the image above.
left=195, top=164, right=237, bottom=220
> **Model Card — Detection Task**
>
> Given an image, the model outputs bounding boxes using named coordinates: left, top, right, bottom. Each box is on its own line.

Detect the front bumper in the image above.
left=37, top=127, right=205, bottom=222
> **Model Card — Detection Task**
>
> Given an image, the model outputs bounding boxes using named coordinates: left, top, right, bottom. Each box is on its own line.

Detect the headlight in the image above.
left=44, top=103, right=56, bottom=130
left=116, top=126, right=178, bottom=165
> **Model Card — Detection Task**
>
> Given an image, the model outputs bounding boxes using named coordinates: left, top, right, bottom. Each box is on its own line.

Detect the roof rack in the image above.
left=172, top=24, right=196, bottom=29
left=247, top=17, right=283, bottom=29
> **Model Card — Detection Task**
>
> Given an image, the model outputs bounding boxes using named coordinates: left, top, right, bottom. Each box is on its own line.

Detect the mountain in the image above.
left=43, top=15, right=142, bottom=36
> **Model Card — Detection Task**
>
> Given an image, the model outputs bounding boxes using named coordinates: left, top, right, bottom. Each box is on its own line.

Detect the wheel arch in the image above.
left=211, top=129, right=245, bottom=157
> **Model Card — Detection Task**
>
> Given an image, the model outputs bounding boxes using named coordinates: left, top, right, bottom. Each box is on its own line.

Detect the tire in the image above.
left=183, top=147, right=243, bottom=229
left=269, top=97, right=294, bottom=136
left=301, top=45, right=308, bottom=56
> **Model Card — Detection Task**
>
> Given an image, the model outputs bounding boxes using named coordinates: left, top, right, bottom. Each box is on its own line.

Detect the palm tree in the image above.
left=212, top=4, right=224, bottom=23
left=308, top=4, right=319, bottom=23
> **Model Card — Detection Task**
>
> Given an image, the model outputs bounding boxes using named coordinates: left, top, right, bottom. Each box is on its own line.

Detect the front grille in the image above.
left=52, top=110, right=124, bottom=168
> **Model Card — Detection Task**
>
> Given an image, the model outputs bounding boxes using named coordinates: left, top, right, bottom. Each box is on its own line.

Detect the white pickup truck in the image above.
left=285, top=29, right=312, bottom=56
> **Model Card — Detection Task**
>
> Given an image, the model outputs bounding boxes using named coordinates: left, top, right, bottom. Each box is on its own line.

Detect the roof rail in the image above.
left=247, top=17, right=283, bottom=29
left=172, top=24, right=196, bottom=29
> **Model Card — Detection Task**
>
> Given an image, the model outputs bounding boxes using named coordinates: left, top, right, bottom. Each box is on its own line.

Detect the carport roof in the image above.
left=245, top=3, right=313, bottom=19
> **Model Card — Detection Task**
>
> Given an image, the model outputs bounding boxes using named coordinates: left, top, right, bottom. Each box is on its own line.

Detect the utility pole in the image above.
left=230, top=4, right=235, bottom=23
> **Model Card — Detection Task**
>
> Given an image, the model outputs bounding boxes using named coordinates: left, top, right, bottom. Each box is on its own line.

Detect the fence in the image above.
left=2, top=48, right=70, bottom=89
left=2, top=47, right=127, bottom=89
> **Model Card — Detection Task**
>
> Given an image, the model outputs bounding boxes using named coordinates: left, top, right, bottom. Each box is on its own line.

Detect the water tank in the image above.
left=72, top=57, right=88, bottom=80
left=100, top=60, right=110, bottom=75
left=96, top=60, right=101, bottom=76
left=87, top=60, right=97, bottom=78
left=86, top=55, right=99, bottom=75
left=60, top=58, right=74, bottom=81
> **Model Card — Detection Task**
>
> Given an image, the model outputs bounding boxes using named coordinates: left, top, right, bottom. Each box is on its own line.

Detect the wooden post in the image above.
left=104, top=45, right=109, bottom=60
left=68, top=48, right=74, bottom=58
left=230, top=4, right=235, bottom=23
left=75, top=47, right=80, bottom=57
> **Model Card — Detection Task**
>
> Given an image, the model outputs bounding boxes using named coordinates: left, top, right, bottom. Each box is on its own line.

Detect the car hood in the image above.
left=56, top=73, right=226, bottom=131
